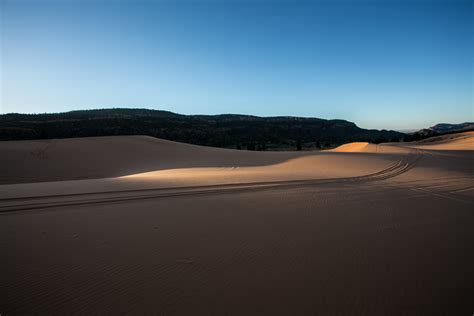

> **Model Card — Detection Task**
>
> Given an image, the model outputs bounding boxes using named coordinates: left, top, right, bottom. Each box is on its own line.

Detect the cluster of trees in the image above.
left=0, top=108, right=405, bottom=150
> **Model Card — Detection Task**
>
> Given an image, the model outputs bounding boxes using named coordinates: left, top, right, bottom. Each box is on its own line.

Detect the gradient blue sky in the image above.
left=1, top=0, right=472, bottom=129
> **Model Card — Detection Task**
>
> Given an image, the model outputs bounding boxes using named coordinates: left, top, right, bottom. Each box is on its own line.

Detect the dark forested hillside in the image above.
left=0, top=108, right=404, bottom=150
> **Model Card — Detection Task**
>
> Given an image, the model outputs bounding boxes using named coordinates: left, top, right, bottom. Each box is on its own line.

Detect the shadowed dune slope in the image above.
left=0, top=135, right=409, bottom=186
left=0, top=132, right=470, bottom=189
left=0, top=136, right=314, bottom=184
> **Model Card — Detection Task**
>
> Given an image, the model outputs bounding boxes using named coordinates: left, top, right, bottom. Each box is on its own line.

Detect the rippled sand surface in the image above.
left=1, top=132, right=473, bottom=315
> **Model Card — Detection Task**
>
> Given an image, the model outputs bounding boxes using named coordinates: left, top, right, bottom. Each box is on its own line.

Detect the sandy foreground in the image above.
left=1, top=132, right=473, bottom=314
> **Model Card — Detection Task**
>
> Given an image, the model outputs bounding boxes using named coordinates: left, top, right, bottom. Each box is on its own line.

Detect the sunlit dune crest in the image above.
left=120, top=153, right=395, bottom=183
left=328, top=142, right=371, bottom=152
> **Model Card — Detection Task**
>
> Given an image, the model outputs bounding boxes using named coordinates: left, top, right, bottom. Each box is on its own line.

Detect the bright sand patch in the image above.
left=329, top=142, right=372, bottom=152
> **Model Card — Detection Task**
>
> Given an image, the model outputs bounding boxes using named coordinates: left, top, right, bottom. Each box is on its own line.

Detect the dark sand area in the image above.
left=1, top=132, right=473, bottom=314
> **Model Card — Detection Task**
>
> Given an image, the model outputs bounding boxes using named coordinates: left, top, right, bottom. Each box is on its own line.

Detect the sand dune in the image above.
left=0, top=136, right=314, bottom=184
left=0, top=136, right=408, bottom=199
left=3, top=132, right=467, bottom=186
left=329, top=141, right=371, bottom=152
left=1, top=132, right=473, bottom=315
left=405, top=131, right=474, bottom=150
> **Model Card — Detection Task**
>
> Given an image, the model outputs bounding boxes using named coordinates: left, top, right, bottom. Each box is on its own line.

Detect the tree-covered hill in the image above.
left=0, top=108, right=404, bottom=150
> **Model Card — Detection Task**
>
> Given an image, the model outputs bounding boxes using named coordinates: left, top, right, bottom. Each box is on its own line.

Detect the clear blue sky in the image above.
left=1, top=0, right=472, bottom=130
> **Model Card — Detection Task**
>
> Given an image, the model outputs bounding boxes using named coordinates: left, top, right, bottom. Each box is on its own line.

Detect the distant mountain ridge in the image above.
left=0, top=108, right=404, bottom=150
left=429, top=122, right=474, bottom=133
left=405, top=122, right=474, bottom=141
